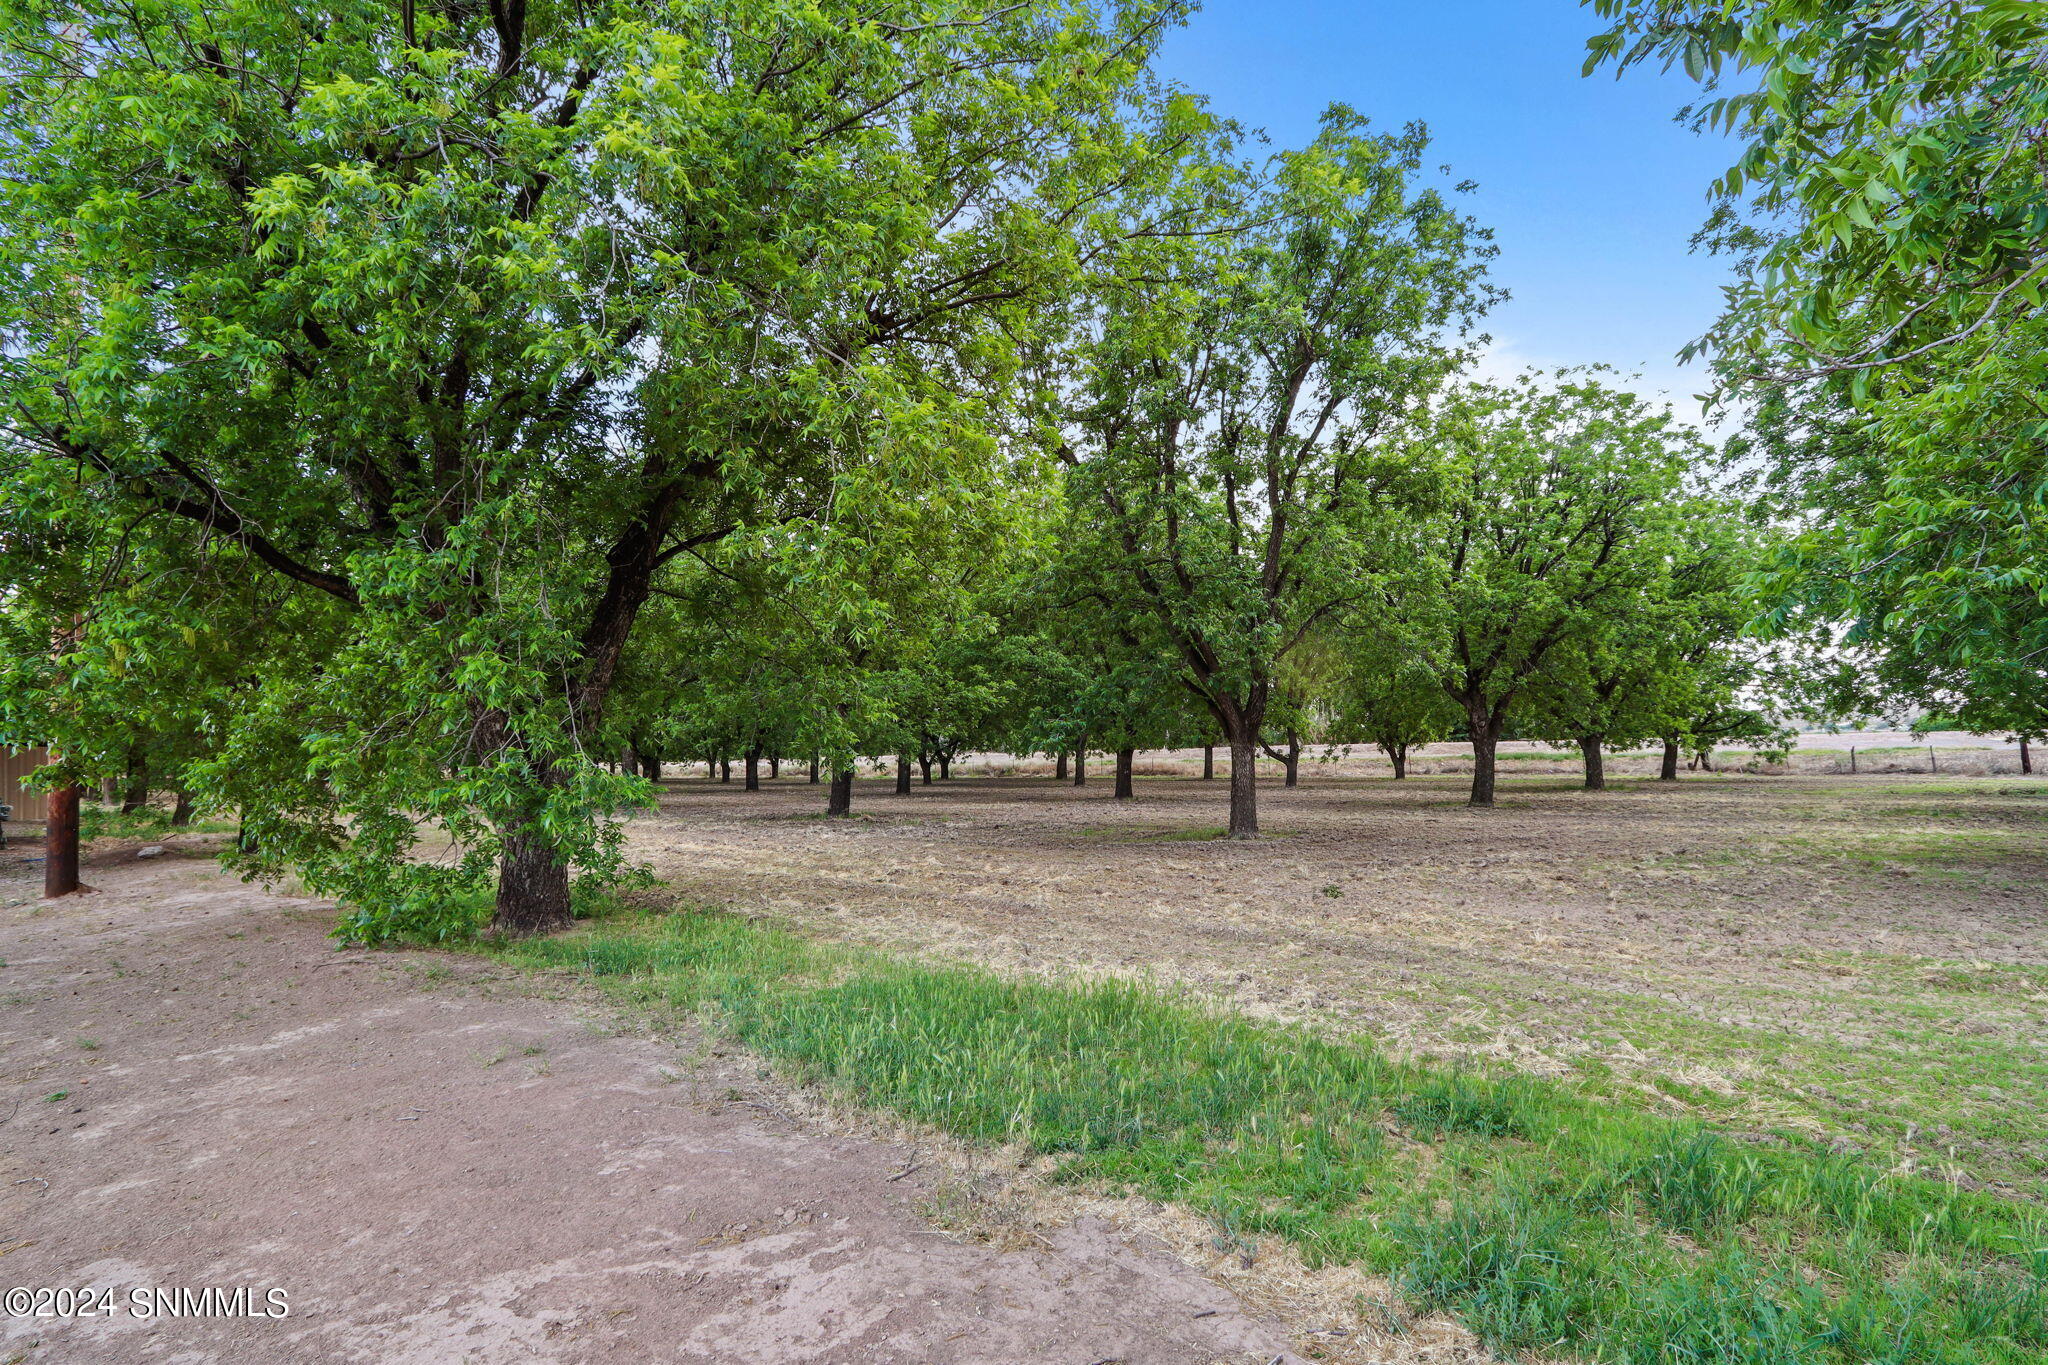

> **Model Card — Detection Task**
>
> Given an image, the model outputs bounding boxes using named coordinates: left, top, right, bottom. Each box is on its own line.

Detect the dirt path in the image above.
left=0, top=850, right=1307, bottom=1365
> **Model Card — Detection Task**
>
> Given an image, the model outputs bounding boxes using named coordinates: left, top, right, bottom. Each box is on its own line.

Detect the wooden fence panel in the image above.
left=1, top=747, right=52, bottom=823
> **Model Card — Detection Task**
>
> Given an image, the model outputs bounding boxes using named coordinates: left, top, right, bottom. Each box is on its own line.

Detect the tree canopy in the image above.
left=0, top=0, right=1187, bottom=931
left=0, top=0, right=1809, bottom=937
left=1589, top=0, right=2048, bottom=747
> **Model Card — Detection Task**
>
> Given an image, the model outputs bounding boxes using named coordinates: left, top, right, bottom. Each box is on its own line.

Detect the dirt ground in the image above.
left=0, top=845, right=1353, bottom=1365
left=633, top=756, right=2048, bottom=1197
left=5, top=745, right=2040, bottom=1361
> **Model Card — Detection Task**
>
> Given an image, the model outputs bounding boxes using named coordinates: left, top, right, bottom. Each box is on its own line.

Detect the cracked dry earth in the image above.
left=0, top=848, right=1318, bottom=1365
left=634, top=762, right=2048, bottom=1195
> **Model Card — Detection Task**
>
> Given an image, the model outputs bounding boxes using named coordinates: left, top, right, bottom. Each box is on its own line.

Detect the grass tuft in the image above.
left=494, top=907, right=2048, bottom=1364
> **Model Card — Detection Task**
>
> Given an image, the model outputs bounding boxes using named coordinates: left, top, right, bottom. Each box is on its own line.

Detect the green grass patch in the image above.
left=1862, top=782, right=2048, bottom=799
left=77, top=803, right=238, bottom=840
left=494, top=908, right=2048, bottom=1364
left=1640, top=823, right=2048, bottom=880
left=1916, top=962, right=2048, bottom=996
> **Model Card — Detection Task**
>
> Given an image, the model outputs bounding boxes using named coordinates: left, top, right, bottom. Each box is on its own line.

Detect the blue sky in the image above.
left=1156, top=2, right=1741, bottom=417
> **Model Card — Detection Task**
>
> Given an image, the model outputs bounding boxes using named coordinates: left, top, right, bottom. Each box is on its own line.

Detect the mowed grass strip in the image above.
left=496, top=909, right=2048, bottom=1364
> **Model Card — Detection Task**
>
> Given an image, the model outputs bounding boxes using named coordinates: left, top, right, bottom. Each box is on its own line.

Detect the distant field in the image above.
left=631, top=767, right=2048, bottom=1197
left=912, top=732, right=2029, bottom=781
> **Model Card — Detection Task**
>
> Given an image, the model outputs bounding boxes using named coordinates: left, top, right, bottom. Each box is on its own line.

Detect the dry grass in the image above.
left=628, top=764, right=2048, bottom=1197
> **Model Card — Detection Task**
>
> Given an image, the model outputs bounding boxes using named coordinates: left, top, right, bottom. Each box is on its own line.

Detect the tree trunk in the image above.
left=639, top=754, right=662, bottom=781
left=491, top=828, right=571, bottom=936
left=1055, top=750, right=1069, bottom=781
left=1073, top=747, right=1087, bottom=787
left=2022, top=737, right=2033, bottom=775
left=770, top=754, right=780, bottom=779
left=1579, top=735, right=1605, bottom=790
left=1202, top=744, right=1214, bottom=780
left=1227, top=730, right=1259, bottom=838
left=706, top=755, right=716, bottom=780
left=1660, top=738, right=1680, bottom=782
left=1283, top=740, right=1299, bottom=788
left=1468, top=710, right=1503, bottom=807
left=1114, top=747, right=1135, bottom=799
left=827, top=768, right=854, bottom=816
left=1391, top=745, right=1408, bottom=779
left=719, top=755, right=731, bottom=783
left=809, top=756, right=820, bottom=783
left=938, top=753, right=952, bottom=780
left=98, top=775, right=117, bottom=806
left=45, top=784, right=84, bottom=898
left=744, top=747, right=762, bottom=791
left=171, top=789, right=194, bottom=826
left=896, top=755, right=912, bottom=795
left=120, top=744, right=149, bottom=814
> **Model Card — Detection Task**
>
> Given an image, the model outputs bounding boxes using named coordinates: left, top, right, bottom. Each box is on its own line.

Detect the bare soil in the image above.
left=0, top=845, right=1331, bottom=1365
left=632, top=762, right=2048, bottom=1196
